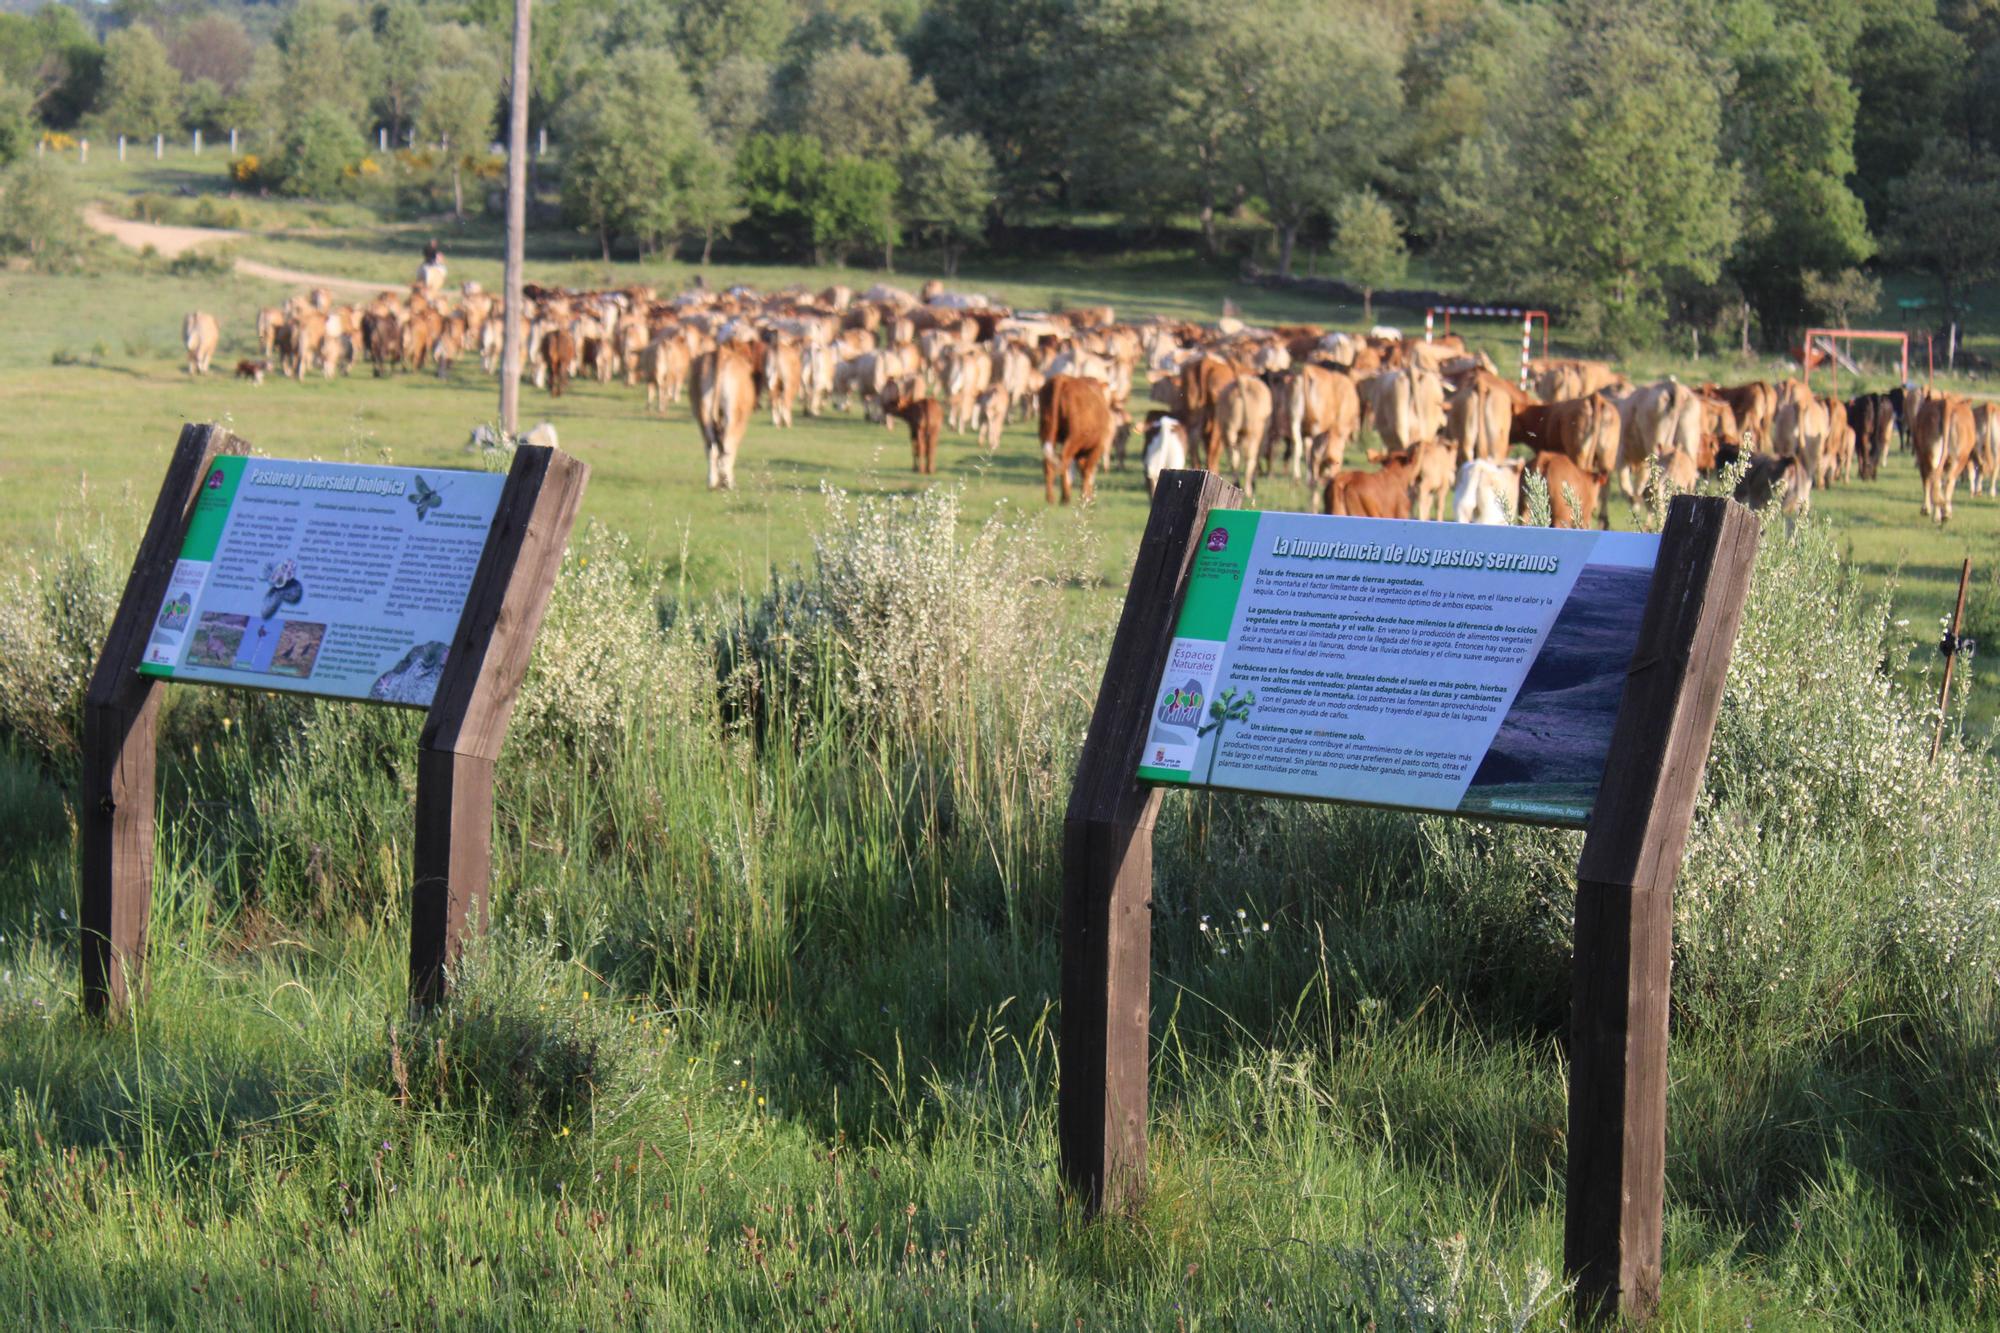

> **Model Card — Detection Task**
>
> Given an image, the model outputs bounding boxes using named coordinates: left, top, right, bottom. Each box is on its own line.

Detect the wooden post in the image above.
left=80, top=424, right=248, bottom=1017
left=498, top=0, right=531, bottom=438
left=1931, top=557, right=1972, bottom=762
left=1059, top=468, right=1241, bottom=1212
left=409, top=444, right=586, bottom=1005
left=1566, top=494, right=1758, bottom=1324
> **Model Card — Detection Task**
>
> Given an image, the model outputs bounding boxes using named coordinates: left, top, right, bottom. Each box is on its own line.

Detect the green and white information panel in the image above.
left=1137, top=510, right=1660, bottom=828
left=139, top=457, right=505, bottom=708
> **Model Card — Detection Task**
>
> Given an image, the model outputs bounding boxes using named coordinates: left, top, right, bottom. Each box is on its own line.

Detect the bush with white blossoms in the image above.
left=0, top=521, right=124, bottom=770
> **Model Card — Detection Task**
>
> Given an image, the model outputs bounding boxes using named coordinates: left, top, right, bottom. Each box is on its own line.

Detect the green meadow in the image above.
left=3, top=171, right=2000, bottom=1327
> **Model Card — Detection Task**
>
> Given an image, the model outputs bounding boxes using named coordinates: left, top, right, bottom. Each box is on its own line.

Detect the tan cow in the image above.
left=1971, top=402, right=2000, bottom=495
left=1281, top=364, right=1362, bottom=483
left=1365, top=367, right=1446, bottom=453
left=1609, top=380, right=1703, bottom=506
left=1444, top=369, right=1518, bottom=464
left=973, top=386, right=1008, bottom=452
left=1529, top=357, right=1618, bottom=402
left=641, top=336, right=692, bottom=413
left=694, top=346, right=755, bottom=490
left=1701, top=381, right=1776, bottom=449
left=1817, top=395, right=1854, bottom=487
left=183, top=311, right=220, bottom=376
left=1911, top=391, right=1976, bottom=522
left=1214, top=374, right=1273, bottom=493
left=1771, top=379, right=1830, bottom=489
left=765, top=336, right=802, bottom=428
left=1408, top=438, right=1458, bottom=522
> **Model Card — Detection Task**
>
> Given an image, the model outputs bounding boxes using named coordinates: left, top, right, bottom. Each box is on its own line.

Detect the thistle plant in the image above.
left=1198, top=685, right=1254, bottom=786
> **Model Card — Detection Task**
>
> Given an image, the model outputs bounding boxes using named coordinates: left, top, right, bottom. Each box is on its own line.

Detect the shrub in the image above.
left=166, top=242, right=236, bottom=277
left=228, top=153, right=259, bottom=184
left=0, top=158, right=81, bottom=267
left=271, top=104, right=366, bottom=199
left=0, top=522, right=125, bottom=771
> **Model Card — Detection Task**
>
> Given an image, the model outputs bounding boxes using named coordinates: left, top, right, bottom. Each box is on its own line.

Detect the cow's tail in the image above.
left=1289, top=375, right=1306, bottom=470
left=697, top=364, right=721, bottom=447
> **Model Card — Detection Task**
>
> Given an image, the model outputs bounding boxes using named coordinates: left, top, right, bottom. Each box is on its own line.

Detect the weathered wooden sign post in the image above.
left=81, top=421, right=587, bottom=1015
left=1061, top=470, right=1757, bottom=1325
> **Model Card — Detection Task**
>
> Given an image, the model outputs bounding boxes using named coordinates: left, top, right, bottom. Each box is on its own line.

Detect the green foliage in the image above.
left=1329, top=188, right=1406, bottom=319
left=0, top=3, right=101, bottom=129
left=1218, top=0, right=1404, bottom=277
left=272, top=0, right=377, bottom=139
left=1801, top=266, right=1883, bottom=327
left=370, top=0, right=433, bottom=142
left=557, top=48, right=712, bottom=259
left=272, top=102, right=369, bottom=198
left=1888, top=139, right=2000, bottom=317
left=905, top=0, right=1074, bottom=215
left=1725, top=21, right=1875, bottom=345
left=791, top=43, right=935, bottom=162
left=1462, top=2, right=1739, bottom=350
left=736, top=131, right=896, bottom=264
left=1849, top=7, right=1968, bottom=224
left=0, top=155, right=79, bottom=268
left=93, top=24, right=180, bottom=140
left=901, top=130, right=993, bottom=274
left=0, top=74, right=30, bottom=169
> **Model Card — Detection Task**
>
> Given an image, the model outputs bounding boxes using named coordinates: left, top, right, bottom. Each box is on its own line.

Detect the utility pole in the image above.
left=499, top=0, right=531, bottom=438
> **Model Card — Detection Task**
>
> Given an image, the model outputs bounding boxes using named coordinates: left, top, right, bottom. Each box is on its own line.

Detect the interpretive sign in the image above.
left=1059, top=471, right=1758, bottom=1328
left=137, top=456, right=506, bottom=708
left=1135, top=510, right=1659, bottom=827
left=82, top=425, right=587, bottom=1019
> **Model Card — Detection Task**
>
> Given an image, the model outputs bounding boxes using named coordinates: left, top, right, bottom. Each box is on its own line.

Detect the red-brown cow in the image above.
left=1038, top=374, right=1116, bottom=504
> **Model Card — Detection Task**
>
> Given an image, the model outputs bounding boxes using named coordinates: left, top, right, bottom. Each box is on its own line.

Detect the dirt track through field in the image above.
left=83, top=206, right=397, bottom=295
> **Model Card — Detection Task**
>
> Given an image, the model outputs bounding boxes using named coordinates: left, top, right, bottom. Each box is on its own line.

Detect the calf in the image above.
left=1453, top=457, right=1525, bottom=525
left=1142, top=413, right=1188, bottom=497
left=1525, top=451, right=1604, bottom=529
left=543, top=328, right=576, bottom=397
left=1325, top=449, right=1417, bottom=519
left=1733, top=452, right=1810, bottom=516
left=883, top=380, right=945, bottom=475
left=973, top=386, right=1008, bottom=452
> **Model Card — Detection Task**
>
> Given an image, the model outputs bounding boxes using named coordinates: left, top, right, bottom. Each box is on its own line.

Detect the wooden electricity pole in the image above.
left=498, top=0, right=531, bottom=438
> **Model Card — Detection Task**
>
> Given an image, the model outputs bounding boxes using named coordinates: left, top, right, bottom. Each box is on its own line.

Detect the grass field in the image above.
left=4, top=177, right=2000, bottom=1328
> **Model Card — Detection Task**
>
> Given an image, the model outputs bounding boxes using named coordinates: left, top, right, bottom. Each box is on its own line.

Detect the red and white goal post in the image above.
left=1425, top=307, right=1550, bottom=389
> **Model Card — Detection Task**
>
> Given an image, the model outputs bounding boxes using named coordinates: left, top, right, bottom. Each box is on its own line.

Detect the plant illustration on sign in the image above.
left=1198, top=685, right=1254, bottom=786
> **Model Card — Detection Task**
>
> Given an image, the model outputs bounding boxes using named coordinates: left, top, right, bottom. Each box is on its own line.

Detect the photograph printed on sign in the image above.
left=1136, top=511, right=1660, bottom=828
left=137, top=456, right=506, bottom=708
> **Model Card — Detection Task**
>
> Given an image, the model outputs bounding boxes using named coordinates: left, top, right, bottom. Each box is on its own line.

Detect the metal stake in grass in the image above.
left=1931, top=556, right=1973, bottom=762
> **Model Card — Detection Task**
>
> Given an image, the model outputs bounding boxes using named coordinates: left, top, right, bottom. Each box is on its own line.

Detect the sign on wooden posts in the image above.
left=80, top=423, right=587, bottom=1017
left=1061, top=471, right=1757, bottom=1326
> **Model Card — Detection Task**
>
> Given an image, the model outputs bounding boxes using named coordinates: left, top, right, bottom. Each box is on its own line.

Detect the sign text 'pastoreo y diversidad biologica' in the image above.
left=139, top=457, right=505, bottom=708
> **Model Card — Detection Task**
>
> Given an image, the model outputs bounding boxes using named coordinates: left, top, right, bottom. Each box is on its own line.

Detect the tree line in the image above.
left=3, top=0, right=1999, bottom=350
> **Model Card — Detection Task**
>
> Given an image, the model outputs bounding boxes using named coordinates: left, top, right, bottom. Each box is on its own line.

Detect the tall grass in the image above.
left=0, top=485, right=1997, bottom=1326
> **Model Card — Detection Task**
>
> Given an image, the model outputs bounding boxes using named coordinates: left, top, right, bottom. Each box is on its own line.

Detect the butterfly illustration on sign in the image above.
left=408, top=475, right=448, bottom=522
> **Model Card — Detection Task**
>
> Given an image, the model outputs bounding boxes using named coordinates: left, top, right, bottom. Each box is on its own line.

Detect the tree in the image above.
left=902, top=130, right=993, bottom=274
left=1329, top=190, right=1407, bottom=321
left=680, top=141, right=744, bottom=264
left=0, top=5, right=101, bottom=129
left=701, top=54, right=771, bottom=150
left=1886, top=139, right=2000, bottom=319
left=1464, top=3, right=1739, bottom=350
left=411, top=22, right=500, bottom=220
left=1216, top=0, right=1406, bottom=276
left=373, top=0, right=434, bottom=145
left=274, top=0, right=376, bottom=139
left=166, top=13, right=255, bottom=94
left=792, top=45, right=935, bottom=162
left=1848, top=8, right=1966, bottom=224
left=94, top=25, right=180, bottom=140
left=674, top=0, right=792, bottom=85
left=556, top=48, right=708, bottom=259
left=737, top=132, right=896, bottom=265
left=273, top=102, right=367, bottom=197
left=1724, top=23, right=1874, bottom=345
left=0, top=75, right=30, bottom=169
left=905, top=0, right=1075, bottom=216
left=1801, top=267, right=1883, bottom=328
left=0, top=156, right=79, bottom=266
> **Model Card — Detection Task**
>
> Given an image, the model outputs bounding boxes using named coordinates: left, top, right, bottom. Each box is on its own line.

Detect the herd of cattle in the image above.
left=181, top=281, right=2000, bottom=526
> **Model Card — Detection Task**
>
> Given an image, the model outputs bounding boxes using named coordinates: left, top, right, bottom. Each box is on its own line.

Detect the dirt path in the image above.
left=83, top=205, right=397, bottom=296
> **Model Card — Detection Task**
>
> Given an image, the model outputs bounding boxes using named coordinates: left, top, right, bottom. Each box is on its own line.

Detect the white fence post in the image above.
left=79, top=138, right=87, bottom=164
left=155, top=134, right=163, bottom=160
left=380, top=127, right=388, bottom=151
left=230, top=128, right=238, bottom=154
left=538, top=126, right=547, bottom=157
left=118, top=135, right=126, bottom=162
left=193, top=128, right=201, bottom=155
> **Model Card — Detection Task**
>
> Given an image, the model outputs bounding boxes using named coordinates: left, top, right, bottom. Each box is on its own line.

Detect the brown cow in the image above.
left=543, top=327, right=575, bottom=397
left=1281, top=363, right=1362, bottom=482
left=1177, top=355, right=1239, bottom=471
left=1038, top=374, right=1115, bottom=504
left=1702, top=381, right=1776, bottom=450
left=1444, top=369, right=1518, bottom=464
left=1326, top=449, right=1418, bottom=519
left=693, top=345, right=755, bottom=490
left=883, top=379, right=944, bottom=475
left=1524, top=451, right=1604, bottom=529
